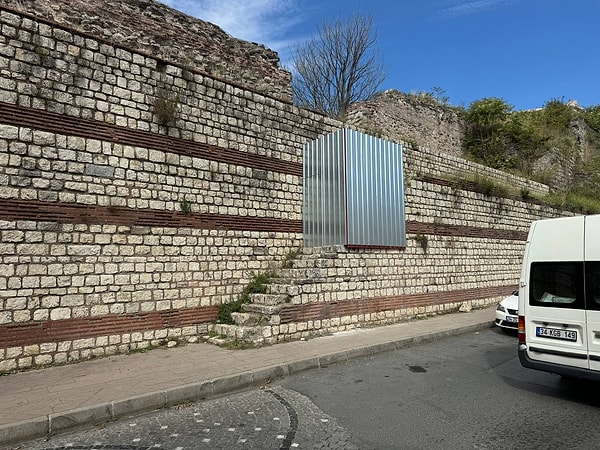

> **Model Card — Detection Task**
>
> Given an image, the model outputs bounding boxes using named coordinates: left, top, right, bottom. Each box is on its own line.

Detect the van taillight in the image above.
left=518, top=315, right=526, bottom=344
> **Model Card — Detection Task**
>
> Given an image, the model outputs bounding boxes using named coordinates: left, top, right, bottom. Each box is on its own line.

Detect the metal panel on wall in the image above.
left=303, top=128, right=346, bottom=247
left=303, top=128, right=406, bottom=248
left=346, top=129, right=406, bottom=248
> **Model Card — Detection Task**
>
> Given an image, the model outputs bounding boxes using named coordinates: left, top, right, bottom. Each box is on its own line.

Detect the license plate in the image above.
left=506, top=316, right=517, bottom=323
left=536, top=327, right=577, bottom=341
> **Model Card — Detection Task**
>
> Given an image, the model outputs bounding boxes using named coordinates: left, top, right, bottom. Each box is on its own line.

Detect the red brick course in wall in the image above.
left=0, top=306, right=219, bottom=348
left=0, top=198, right=303, bottom=233
left=0, top=101, right=303, bottom=176
left=406, top=221, right=527, bottom=241
left=0, top=198, right=529, bottom=239
left=279, top=285, right=515, bottom=324
left=0, top=285, right=512, bottom=350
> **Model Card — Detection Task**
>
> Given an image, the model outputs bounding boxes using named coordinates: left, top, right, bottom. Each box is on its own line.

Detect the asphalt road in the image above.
left=20, top=328, right=600, bottom=450
left=278, top=327, right=600, bottom=449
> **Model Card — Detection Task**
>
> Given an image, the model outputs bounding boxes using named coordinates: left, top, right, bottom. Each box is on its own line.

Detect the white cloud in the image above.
left=158, top=0, right=307, bottom=59
left=438, top=0, right=516, bottom=17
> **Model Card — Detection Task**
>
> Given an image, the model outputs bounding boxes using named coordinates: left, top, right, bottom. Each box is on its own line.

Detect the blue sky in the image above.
left=159, top=0, right=600, bottom=111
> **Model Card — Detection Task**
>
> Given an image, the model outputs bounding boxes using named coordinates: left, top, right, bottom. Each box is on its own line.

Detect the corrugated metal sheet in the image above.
left=303, top=128, right=406, bottom=248
left=303, top=129, right=346, bottom=247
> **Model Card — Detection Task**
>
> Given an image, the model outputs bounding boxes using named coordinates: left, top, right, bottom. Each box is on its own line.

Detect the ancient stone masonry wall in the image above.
left=403, top=144, right=549, bottom=198
left=0, top=6, right=337, bottom=371
left=1, top=0, right=293, bottom=102
left=0, top=5, right=568, bottom=369
left=226, top=177, right=567, bottom=345
left=280, top=179, right=561, bottom=312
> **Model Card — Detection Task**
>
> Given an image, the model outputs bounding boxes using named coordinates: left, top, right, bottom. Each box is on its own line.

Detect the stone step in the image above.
left=268, top=274, right=326, bottom=288
left=286, top=258, right=339, bottom=270
left=231, top=311, right=269, bottom=326
left=204, top=246, right=348, bottom=348
left=277, top=268, right=305, bottom=278
left=266, top=283, right=300, bottom=296
left=211, top=323, right=268, bottom=345
left=240, top=303, right=284, bottom=317
left=249, top=293, right=289, bottom=305
left=211, top=323, right=237, bottom=339
left=300, top=245, right=346, bottom=257
left=278, top=265, right=335, bottom=278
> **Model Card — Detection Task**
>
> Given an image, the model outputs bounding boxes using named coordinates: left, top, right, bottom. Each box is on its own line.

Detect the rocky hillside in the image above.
left=2, top=0, right=292, bottom=101
left=347, top=90, right=465, bottom=157
left=348, top=90, right=598, bottom=193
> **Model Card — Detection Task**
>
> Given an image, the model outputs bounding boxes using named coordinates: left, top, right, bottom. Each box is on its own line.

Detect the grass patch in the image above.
left=470, top=174, right=509, bottom=197
left=544, top=192, right=600, bottom=214
left=520, top=188, right=531, bottom=201
left=433, top=171, right=600, bottom=215
left=179, top=197, right=193, bottom=215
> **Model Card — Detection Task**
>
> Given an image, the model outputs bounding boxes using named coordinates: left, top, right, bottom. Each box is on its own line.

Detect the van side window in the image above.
left=529, top=262, right=584, bottom=309
left=585, top=261, right=600, bottom=310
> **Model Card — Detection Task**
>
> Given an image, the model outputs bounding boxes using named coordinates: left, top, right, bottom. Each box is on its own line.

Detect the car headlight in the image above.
left=496, top=304, right=506, bottom=312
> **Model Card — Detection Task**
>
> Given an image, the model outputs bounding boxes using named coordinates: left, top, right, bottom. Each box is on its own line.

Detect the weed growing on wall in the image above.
left=179, top=197, right=193, bottom=215
left=407, top=86, right=453, bottom=107
left=414, top=233, right=428, bottom=253
left=544, top=192, right=600, bottom=215
left=432, top=170, right=600, bottom=215
left=281, top=248, right=302, bottom=269
left=520, top=188, right=531, bottom=201
left=216, top=300, right=244, bottom=325
left=471, top=175, right=509, bottom=198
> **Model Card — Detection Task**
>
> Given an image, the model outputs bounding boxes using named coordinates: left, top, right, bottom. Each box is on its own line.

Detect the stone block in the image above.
left=111, top=391, right=167, bottom=419
left=0, top=416, right=49, bottom=448
left=212, top=372, right=254, bottom=396
left=49, top=403, right=112, bottom=434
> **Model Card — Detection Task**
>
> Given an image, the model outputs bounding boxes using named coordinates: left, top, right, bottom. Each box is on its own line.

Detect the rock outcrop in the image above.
left=347, top=89, right=466, bottom=156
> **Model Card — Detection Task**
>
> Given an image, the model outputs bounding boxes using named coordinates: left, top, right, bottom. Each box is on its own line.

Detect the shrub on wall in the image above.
left=583, top=104, right=600, bottom=133
left=464, top=97, right=514, bottom=169
left=153, top=94, right=179, bottom=125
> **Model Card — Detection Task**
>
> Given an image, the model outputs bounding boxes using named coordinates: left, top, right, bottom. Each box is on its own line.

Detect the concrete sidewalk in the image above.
left=0, top=307, right=496, bottom=448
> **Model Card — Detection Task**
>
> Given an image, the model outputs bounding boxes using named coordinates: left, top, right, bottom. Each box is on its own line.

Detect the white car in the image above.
left=495, top=290, right=518, bottom=330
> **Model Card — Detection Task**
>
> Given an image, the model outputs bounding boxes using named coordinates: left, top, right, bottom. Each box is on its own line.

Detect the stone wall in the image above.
left=403, top=144, right=549, bottom=198
left=0, top=5, right=567, bottom=370
left=1, top=0, right=292, bottom=102
left=0, top=5, right=337, bottom=370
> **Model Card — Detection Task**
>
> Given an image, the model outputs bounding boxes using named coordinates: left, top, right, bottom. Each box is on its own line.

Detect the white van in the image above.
left=518, top=214, right=600, bottom=380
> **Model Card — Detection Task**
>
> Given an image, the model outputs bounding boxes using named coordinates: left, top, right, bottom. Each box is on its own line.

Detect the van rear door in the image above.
left=584, top=215, right=600, bottom=372
left=524, top=216, right=588, bottom=370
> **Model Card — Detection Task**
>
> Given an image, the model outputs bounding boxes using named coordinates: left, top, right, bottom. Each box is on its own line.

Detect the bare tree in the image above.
left=291, top=13, right=386, bottom=119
